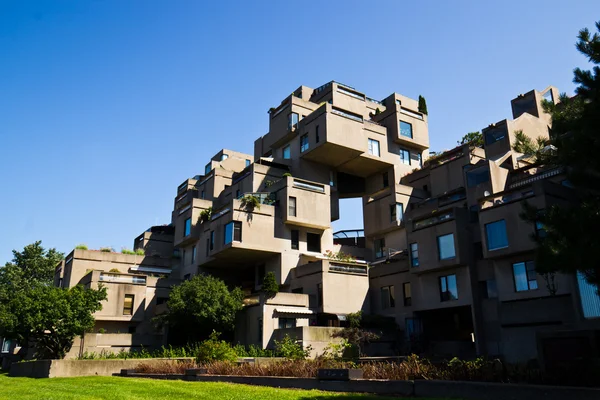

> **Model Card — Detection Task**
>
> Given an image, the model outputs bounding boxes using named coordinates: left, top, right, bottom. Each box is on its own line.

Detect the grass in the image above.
left=0, top=374, right=449, bottom=400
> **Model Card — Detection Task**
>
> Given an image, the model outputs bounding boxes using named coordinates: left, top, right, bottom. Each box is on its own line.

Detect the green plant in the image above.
left=97, top=328, right=106, bottom=334
left=375, top=107, right=381, bottom=115
left=261, top=271, right=279, bottom=298
left=75, top=244, right=88, bottom=250
left=323, top=250, right=356, bottom=263
left=458, top=131, right=483, bottom=147
left=283, top=172, right=292, bottom=177
left=121, top=248, right=135, bottom=255
left=195, top=331, right=238, bottom=363
left=108, top=268, right=120, bottom=273
left=99, top=247, right=114, bottom=253
left=512, top=130, right=548, bottom=161
left=240, top=194, right=261, bottom=211
left=274, top=335, right=311, bottom=360
left=418, top=95, right=428, bottom=115
left=199, top=207, right=212, bottom=223
left=135, top=248, right=145, bottom=256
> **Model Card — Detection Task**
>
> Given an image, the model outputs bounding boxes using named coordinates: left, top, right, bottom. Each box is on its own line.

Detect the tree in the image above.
left=511, top=130, right=548, bottom=161
left=458, top=131, right=483, bottom=147
left=520, top=21, right=600, bottom=290
left=332, top=311, right=380, bottom=357
left=418, top=95, right=428, bottom=115
left=261, top=271, right=279, bottom=298
left=157, top=274, right=244, bottom=343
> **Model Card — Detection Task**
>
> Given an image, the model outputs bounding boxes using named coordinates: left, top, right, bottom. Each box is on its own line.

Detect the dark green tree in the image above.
left=157, top=274, right=244, bottom=343
left=521, top=21, right=600, bottom=290
left=261, top=271, right=279, bottom=298
left=458, top=131, right=483, bottom=147
left=418, top=95, right=428, bottom=115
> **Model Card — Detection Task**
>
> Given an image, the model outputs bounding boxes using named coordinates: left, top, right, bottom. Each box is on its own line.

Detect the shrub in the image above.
left=240, top=195, right=260, bottom=211
left=136, top=360, right=197, bottom=374
left=108, top=268, right=120, bottom=273
left=75, top=244, right=88, bottom=250
left=274, top=335, right=311, bottom=360
left=195, top=331, right=238, bottom=363
left=97, top=328, right=106, bottom=334
left=199, top=207, right=212, bottom=223
left=282, top=172, right=292, bottom=177
left=323, top=250, right=356, bottom=263
left=121, top=248, right=135, bottom=255
left=100, top=247, right=114, bottom=253
left=135, top=248, right=145, bottom=256
left=262, top=271, right=279, bottom=298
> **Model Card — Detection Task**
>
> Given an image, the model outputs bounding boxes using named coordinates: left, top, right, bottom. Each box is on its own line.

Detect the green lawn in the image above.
left=0, top=374, right=447, bottom=400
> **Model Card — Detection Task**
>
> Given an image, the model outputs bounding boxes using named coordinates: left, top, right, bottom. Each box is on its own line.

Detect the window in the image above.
left=329, top=171, right=334, bottom=186
left=368, top=139, right=380, bottom=156
left=400, top=148, right=411, bottom=165
left=317, top=283, right=323, bottom=307
left=400, top=121, right=413, bottom=138
left=410, top=243, right=419, bottom=267
left=485, top=220, right=508, bottom=250
left=374, top=238, right=385, bottom=259
left=535, top=212, right=547, bottom=238
left=279, top=318, right=296, bottom=329
left=184, top=218, right=191, bottom=236
left=307, top=233, right=321, bottom=253
left=246, top=159, right=251, bottom=167
left=201, top=190, right=205, bottom=199
left=543, top=90, right=554, bottom=104
left=1, top=339, right=13, bottom=353
left=224, top=221, right=242, bottom=244
left=416, top=153, right=422, bottom=168
left=300, top=134, right=309, bottom=152
left=191, top=246, right=196, bottom=263
left=484, top=128, right=507, bottom=145
left=513, top=261, right=538, bottom=291
left=437, top=234, right=456, bottom=260
left=123, top=294, right=135, bottom=315
left=205, top=238, right=210, bottom=256
left=209, top=231, right=214, bottom=250
left=403, top=282, right=412, bottom=306
left=289, top=196, right=297, bottom=217
left=283, top=145, right=291, bottom=159
left=479, top=279, right=498, bottom=299
left=390, top=203, right=403, bottom=222
left=439, top=274, right=458, bottom=301
left=315, top=125, right=320, bottom=143
left=205, top=163, right=212, bottom=175
left=291, top=230, right=299, bottom=250
left=466, top=167, right=490, bottom=187
left=288, top=112, right=299, bottom=130
left=382, top=172, right=389, bottom=188
left=236, top=189, right=240, bottom=198
left=221, top=154, right=229, bottom=161
left=381, top=285, right=395, bottom=309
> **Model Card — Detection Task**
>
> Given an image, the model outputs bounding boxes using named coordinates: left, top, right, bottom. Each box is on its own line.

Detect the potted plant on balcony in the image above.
left=199, top=207, right=212, bottom=223
left=262, top=271, right=279, bottom=298
left=240, top=194, right=260, bottom=211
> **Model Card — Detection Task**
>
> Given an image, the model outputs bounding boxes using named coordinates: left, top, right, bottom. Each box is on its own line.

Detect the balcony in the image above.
left=271, top=177, right=331, bottom=230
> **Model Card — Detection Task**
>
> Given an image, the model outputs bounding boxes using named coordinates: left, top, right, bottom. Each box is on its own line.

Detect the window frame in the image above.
left=289, top=196, right=297, bottom=217
left=437, top=233, right=456, bottom=260
left=403, top=282, right=412, bottom=306
left=184, top=218, right=191, bottom=237
left=380, top=285, right=395, bottom=310
left=283, top=145, right=291, bottom=159
left=485, top=220, right=509, bottom=251
left=513, top=261, right=538, bottom=292
left=224, top=221, right=242, bottom=244
left=368, top=138, right=380, bottom=157
left=291, top=229, right=299, bottom=250
left=410, top=243, right=419, bottom=267
left=300, top=134, right=309, bottom=152
left=400, top=148, right=411, bottom=165
left=123, top=294, right=135, bottom=316
left=439, top=274, right=458, bottom=302
left=374, top=238, right=385, bottom=259
left=399, top=121, right=413, bottom=138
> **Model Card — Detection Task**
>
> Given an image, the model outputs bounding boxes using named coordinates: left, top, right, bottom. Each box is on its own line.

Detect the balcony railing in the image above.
left=333, top=229, right=364, bottom=239
left=331, top=107, right=363, bottom=123
left=99, top=273, right=146, bottom=285
left=366, top=97, right=383, bottom=105
left=413, top=210, right=454, bottom=230
left=400, top=107, right=424, bottom=120
left=329, top=263, right=368, bottom=275
left=237, top=192, right=277, bottom=206
left=292, top=179, right=325, bottom=193
left=480, top=189, right=535, bottom=210
left=509, top=167, right=563, bottom=189
left=337, top=87, right=365, bottom=101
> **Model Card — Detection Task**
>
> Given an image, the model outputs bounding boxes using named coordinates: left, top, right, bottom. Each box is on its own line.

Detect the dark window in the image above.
left=300, top=134, right=309, bottom=152
left=390, top=203, right=403, bottom=222
left=128, top=326, right=136, bottom=334
left=288, top=112, right=299, bottom=130
left=192, top=247, right=196, bottom=263
left=279, top=318, right=296, bottom=329
left=485, top=220, right=508, bottom=250
left=535, top=211, right=547, bottom=239
left=400, top=148, right=411, bottom=165
left=381, top=285, right=395, bottom=309
left=205, top=238, right=210, bottom=256
left=513, top=261, right=538, bottom=291
left=317, top=283, right=323, bottom=306
left=469, top=205, right=479, bottom=222
left=289, top=197, right=297, bottom=217
left=382, top=172, right=389, bottom=188
left=123, top=294, right=135, bottom=315
left=209, top=231, right=214, bottom=250
left=184, top=218, right=191, bottom=236
left=291, top=230, right=299, bottom=250
left=410, top=243, right=419, bottom=267
left=484, top=127, right=507, bottom=145
left=307, top=233, right=321, bottom=252
left=257, top=264, right=266, bottom=282
left=183, top=273, right=190, bottom=280
left=315, top=125, right=320, bottom=143
left=375, top=238, right=385, bottom=259
left=439, top=274, right=458, bottom=302
left=224, top=221, right=242, bottom=244
left=479, top=280, right=498, bottom=299
left=467, top=167, right=490, bottom=187
left=235, top=189, right=240, bottom=198
left=292, top=287, right=303, bottom=294
left=201, top=190, right=205, bottom=199
left=403, top=282, right=412, bottom=306
left=473, top=242, right=483, bottom=260
left=246, top=159, right=251, bottom=167
left=205, top=163, right=212, bottom=175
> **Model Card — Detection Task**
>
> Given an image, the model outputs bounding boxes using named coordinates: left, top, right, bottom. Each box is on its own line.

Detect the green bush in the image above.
left=282, top=172, right=292, bottom=177
left=135, top=248, right=145, bottom=256
left=262, top=271, right=279, bottom=298
left=99, top=247, right=114, bottom=253
left=195, top=331, right=238, bottom=363
left=274, top=335, right=311, bottom=360
left=75, top=244, right=88, bottom=250
left=121, top=248, right=135, bottom=255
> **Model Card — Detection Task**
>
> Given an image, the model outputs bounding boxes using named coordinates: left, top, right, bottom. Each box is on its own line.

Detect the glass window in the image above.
left=224, top=221, right=241, bottom=244
left=535, top=211, right=546, bottom=238
left=291, top=230, right=299, bottom=250
left=480, top=279, right=498, bottom=299
left=1, top=339, right=13, bottom=353
left=307, top=233, right=321, bottom=253
left=368, top=139, right=380, bottom=157
left=437, top=234, right=456, bottom=260
left=201, top=190, right=205, bottom=199
left=289, top=196, right=297, bottom=217
left=484, top=128, right=507, bottom=145
left=400, top=148, right=411, bottom=165
left=513, top=261, right=538, bottom=291
left=416, top=153, right=422, bottom=168
left=439, top=274, right=458, bottom=301
left=184, top=218, right=191, bottom=236
left=375, top=238, right=385, bottom=259
left=400, top=121, right=413, bottom=138
left=381, top=285, right=395, bottom=309
left=123, top=294, right=135, bottom=315
left=278, top=318, right=296, bottom=329
left=317, top=283, right=323, bottom=307
left=205, top=163, right=212, bottom=175
left=382, top=172, right=389, bottom=188
left=410, top=243, right=419, bottom=267
left=283, top=145, right=291, bottom=159
left=329, top=171, right=335, bottom=187
left=543, top=90, right=554, bottom=104
left=577, top=272, right=600, bottom=318
left=246, top=159, right=251, bottom=167
left=466, top=167, right=490, bottom=187
left=209, top=231, right=214, bottom=250
left=485, top=220, right=508, bottom=250
left=192, top=246, right=196, bottom=263
left=315, top=125, right=320, bottom=143
left=300, top=134, right=309, bottom=152
left=390, top=203, right=403, bottom=222
left=288, top=112, right=299, bottom=130
left=403, top=282, right=412, bottom=306
left=221, top=154, right=229, bottom=161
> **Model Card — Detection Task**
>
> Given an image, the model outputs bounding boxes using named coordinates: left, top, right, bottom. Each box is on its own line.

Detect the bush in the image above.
left=240, top=195, right=260, bottom=210
left=75, top=244, right=88, bottom=250
left=108, top=268, right=120, bottom=273
left=199, top=207, right=212, bottom=223
left=135, top=248, right=145, bottom=256
left=100, top=247, right=114, bottom=253
left=262, top=271, right=279, bottom=298
left=282, top=172, right=292, bottom=177
left=195, top=331, right=238, bottom=363
left=274, top=335, right=311, bottom=360
left=121, top=248, right=135, bottom=255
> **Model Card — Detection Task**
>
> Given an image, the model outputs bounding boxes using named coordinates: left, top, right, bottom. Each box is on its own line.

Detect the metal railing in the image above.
left=333, top=229, right=364, bottom=239
left=99, top=273, right=146, bottom=285
left=509, top=167, right=563, bottom=189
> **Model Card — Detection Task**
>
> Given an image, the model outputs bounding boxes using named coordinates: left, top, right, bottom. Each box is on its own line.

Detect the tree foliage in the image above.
left=261, top=271, right=279, bottom=298
left=158, top=274, right=244, bottom=343
left=418, top=95, right=428, bottom=115
left=520, top=21, right=600, bottom=290
left=458, top=131, right=483, bottom=147
left=511, top=130, right=549, bottom=162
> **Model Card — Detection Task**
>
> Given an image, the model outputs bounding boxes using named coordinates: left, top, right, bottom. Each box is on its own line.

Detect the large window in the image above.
left=381, top=285, right=395, bottom=309
left=278, top=318, right=296, bottom=329
left=288, top=112, right=299, bottom=130
left=205, top=163, right=212, bottom=175
left=368, top=139, right=380, bottom=157
left=1, top=339, right=13, bottom=353
left=300, top=134, right=309, bottom=152
left=209, top=231, right=214, bottom=250
left=291, top=230, right=299, bottom=250
left=224, top=221, right=242, bottom=244
left=439, top=274, right=458, bottom=302
left=437, top=234, right=456, bottom=260
left=390, top=203, right=403, bottom=222
left=375, top=238, right=385, bottom=259
left=289, top=196, right=297, bottom=217
left=382, top=172, right=389, bottom=188
left=123, top=294, right=135, bottom=315
left=400, top=121, right=413, bottom=138
left=410, top=243, right=419, bottom=267
left=466, top=167, right=490, bottom=187
left=192, top=246, right=196, bottom=263
left=307, top=233, right=321, bottom=253
left=403, top=282, right=412, bottom=306
left=184, top=218, right=191, bottom=237
left=484, top=128, right=507, bottom=145
left=485, top=220, right=508, bottom=251
left=513, top=261, right=538, bottom=292
left=283, top=145, right=291, bottom=159
left=400, top=148, right=411, bottom=165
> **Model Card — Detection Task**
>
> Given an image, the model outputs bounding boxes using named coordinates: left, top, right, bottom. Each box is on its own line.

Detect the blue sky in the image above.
left=0, top=1, right=597, bottom=263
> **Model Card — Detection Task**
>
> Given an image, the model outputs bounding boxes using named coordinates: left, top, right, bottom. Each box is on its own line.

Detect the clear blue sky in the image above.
left=1, top=1, right=597, bottom=263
